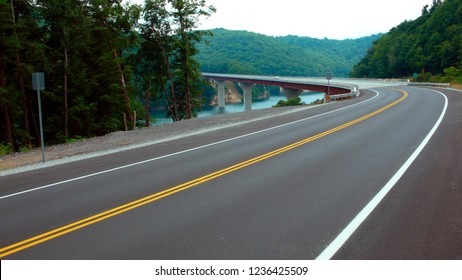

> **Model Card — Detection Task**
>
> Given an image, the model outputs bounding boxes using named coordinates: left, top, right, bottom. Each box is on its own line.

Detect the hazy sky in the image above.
left=131, top=0, right=434, bottom=39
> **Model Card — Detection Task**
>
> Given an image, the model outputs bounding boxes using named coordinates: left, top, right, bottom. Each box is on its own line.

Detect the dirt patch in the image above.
left=451, top=84, right=462, bottom=90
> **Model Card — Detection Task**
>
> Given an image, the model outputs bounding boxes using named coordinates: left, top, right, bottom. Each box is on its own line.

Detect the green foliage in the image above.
left=196, top=29, right=380, bottom=77
left=414, top=71, right=434, bottom=82
left=1, top=0, right=214, bottom=152
left=351, top=0, right=462, bottom=78
left=2, top=0, right=140, bottom=147
left=1, top=0, right=46, bottom=151
left=273, top=97, right=303, bottom=107
left=18, top=144, right=33, bottom=153
left=0, top=143, right=13, bottom=157
left=66, top=135, right=85, bottom=143
left=412, top=66, right=462, bottom=83
left=137, top=0, right=215, bottom=122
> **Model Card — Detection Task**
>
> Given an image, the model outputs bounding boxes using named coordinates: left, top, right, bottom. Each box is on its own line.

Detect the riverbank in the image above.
left=0, top=104, right=325, bottom=175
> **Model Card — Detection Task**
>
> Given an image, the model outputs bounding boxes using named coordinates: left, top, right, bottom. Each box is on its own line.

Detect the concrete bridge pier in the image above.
left=281, top=87, right=304, bottom=100
left=238, top=82, right=255, bottom=112
left=215, top=80, right=226, bottom=111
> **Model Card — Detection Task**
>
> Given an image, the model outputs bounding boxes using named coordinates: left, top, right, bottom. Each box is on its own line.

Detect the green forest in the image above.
left=1, top=0, right=215, bottom=153
left=351, top=0, right=462, bottom=82
left=197, top=29, right=380, bottom=77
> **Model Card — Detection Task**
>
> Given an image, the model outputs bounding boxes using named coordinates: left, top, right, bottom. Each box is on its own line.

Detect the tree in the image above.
left=87, top=0, right=140, bottom=130
left=0, top=0, right=16, bottom=150
left=196, top=29, right=380, bottom=78
left=1, top=0, right=45, bottom=150
left=38, top=0, right=92, bottom=140
left=139, top=0, right=180, bottom=122
left=0, top=0, right=217, bottom=153
left=137, top=0, right=215, bottom=122
left=169, top=0, right=215, bottom=119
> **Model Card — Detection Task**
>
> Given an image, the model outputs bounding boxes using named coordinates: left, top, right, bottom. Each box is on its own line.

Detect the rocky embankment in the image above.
left=209, top=81, right=270, bottom=106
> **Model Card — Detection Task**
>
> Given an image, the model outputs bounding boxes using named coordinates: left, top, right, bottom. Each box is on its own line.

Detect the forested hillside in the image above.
left=196, top=29, right=381, bottom=77
left=351, top=0, right=462, bottom=81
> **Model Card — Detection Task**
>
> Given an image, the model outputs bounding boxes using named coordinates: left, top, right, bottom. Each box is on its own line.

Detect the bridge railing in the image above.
left=330, top=87, right=360, bottom=100
left=407, top=82, right=451, bottom=88
left=203, top=73, right=361, bottom=101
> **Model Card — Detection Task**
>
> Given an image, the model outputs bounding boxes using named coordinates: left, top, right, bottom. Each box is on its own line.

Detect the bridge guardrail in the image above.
left=407, top=82, right=451, bottom=88
left=203, top=73, right=361, bottom=101
left=329, top=85, right=359, bottom=100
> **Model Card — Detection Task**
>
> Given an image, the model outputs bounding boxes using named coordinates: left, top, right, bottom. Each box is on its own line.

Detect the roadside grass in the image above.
left=0, top=143, right=13, bottom=157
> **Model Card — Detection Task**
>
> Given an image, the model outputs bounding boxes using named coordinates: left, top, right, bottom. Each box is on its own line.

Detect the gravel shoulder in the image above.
left=0, top=105, right=325, bottom=175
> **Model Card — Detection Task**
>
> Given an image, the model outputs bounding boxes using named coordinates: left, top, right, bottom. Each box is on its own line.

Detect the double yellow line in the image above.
left=0, top=90, right=408, bottom=258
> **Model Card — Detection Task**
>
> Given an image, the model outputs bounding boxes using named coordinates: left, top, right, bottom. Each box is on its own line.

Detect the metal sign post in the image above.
left=326, top=72, right=333, bottom=103
left=32, top=72, right=45, bottom=163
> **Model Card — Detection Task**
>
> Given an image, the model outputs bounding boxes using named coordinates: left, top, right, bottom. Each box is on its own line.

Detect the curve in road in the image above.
left=0, top=87, right=459, bottom=259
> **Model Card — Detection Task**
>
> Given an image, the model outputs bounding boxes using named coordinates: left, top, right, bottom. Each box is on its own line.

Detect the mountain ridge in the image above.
left=196, top=28, right=381, bottom=77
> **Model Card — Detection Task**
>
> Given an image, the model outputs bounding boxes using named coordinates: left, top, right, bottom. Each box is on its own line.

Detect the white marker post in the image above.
left=32, top=72, right=46, bottom=163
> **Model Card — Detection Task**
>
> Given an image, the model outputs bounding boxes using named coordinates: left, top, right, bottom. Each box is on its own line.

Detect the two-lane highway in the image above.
left=1, top=86, right=459, bottom=259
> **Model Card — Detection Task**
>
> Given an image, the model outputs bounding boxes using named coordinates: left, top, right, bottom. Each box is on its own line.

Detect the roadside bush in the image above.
left=0, top=143, right=13, bottom=157
left=413, top=67, right=462, bottom=84
left=273, top=97, right=303, bottom=107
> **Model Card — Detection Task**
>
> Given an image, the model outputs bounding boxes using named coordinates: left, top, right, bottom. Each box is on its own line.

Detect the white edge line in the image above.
left=316, top=88, right=448, bottom=260
left=0, top=90, right=380, bottom=200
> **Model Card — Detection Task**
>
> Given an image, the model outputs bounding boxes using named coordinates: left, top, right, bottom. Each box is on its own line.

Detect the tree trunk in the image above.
left=28, top=100, right=40, bottom=145
left=140, top=72, right=151, bottom=127
left=144, top=90, right=150, bottom=127
left=102, top=17, right=134, bottom=129
left=64, top=42, right=69, bottom=140
left=16, top=52, right=31, bottom=146
left=177, top=7, right=192, bottom=120
left=184, top=39, right=192, bottom=119
left=10, top=0, right=15, bottom=23
left=110, top=43, right=134, bottom=128
left=123, top=112, right=127, bottom=131
left=0, top=66, right=14, bottom=151
left=164, top=54, right=179, bottom=122
left=11, top=0, right=31, bottom=146
left=2, top=105, right=14, bottom=151
left=158, top=76, right=175, bottom=121
left=154, top=35, right=179, bottom=122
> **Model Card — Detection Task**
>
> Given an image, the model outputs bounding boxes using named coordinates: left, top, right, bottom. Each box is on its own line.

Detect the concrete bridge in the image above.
left=203, top=73, right=359, bottom=111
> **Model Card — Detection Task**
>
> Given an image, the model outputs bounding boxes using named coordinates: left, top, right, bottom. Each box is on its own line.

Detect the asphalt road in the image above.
left=1, top=86, right=460, bottom=259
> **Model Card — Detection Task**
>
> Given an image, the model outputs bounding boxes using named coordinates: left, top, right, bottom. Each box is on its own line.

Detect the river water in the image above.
left=151, top=91, right=324, bottom=124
